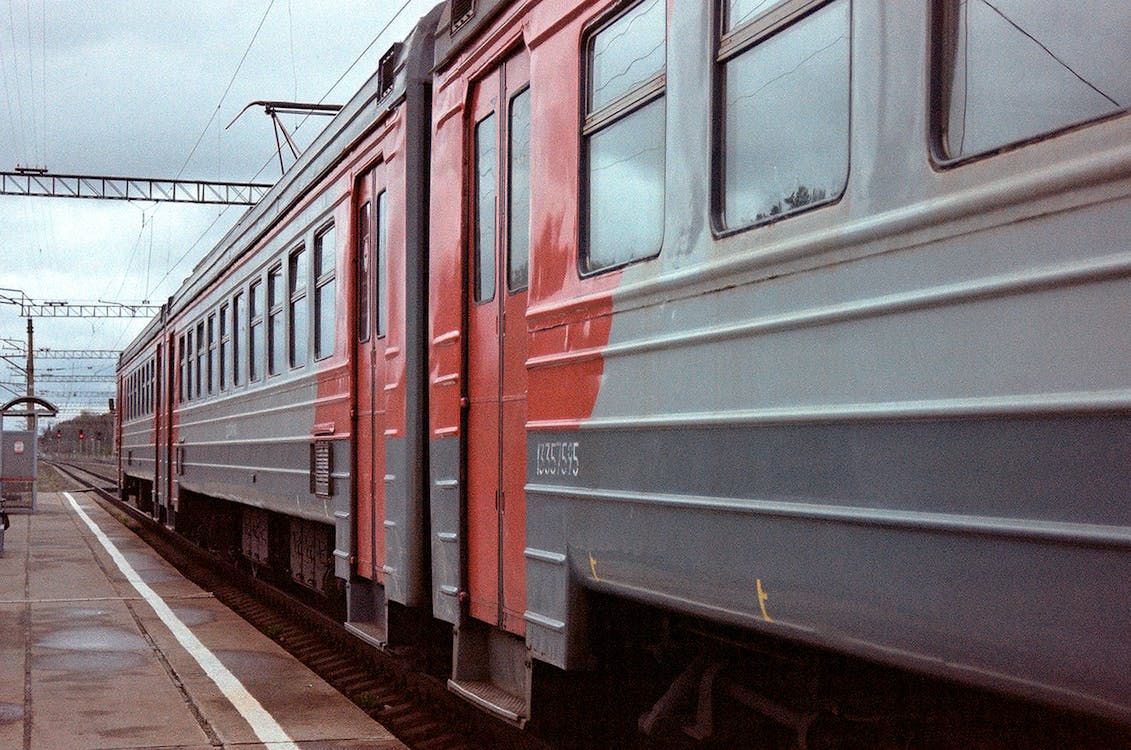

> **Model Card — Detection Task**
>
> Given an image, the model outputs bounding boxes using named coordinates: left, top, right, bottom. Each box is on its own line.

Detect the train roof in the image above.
left=120, top=4, right=443, bottom=367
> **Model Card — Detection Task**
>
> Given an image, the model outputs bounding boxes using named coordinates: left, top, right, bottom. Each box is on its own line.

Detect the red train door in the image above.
left=355, top=164, right=390, bottom=583
left=466, top=52, right=532, bottom=635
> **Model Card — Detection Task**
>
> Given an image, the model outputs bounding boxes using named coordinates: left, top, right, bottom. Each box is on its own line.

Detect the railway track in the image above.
left=46, top=459, right=553, bottom=750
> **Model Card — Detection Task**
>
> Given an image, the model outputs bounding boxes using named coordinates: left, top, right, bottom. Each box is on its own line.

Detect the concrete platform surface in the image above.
left=0, top=491, right=406, bottom=750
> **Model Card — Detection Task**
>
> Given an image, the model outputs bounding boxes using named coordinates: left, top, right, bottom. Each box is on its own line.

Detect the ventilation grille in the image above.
left=378, top=43, right=402, bottom=99
left=451, top=0, right=475, bottom=33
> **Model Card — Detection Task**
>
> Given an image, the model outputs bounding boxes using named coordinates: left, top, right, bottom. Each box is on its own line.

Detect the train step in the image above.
left=449, top=620, right=531, bottom=726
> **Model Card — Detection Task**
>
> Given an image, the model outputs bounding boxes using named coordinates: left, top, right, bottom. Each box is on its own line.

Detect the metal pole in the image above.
left=25, top=319, right=34, bottom=431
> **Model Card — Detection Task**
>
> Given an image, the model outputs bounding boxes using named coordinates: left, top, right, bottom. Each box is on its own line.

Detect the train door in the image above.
left=354, top=163, right=391, bottom=592
left=465, top=52, right=532, bottom=636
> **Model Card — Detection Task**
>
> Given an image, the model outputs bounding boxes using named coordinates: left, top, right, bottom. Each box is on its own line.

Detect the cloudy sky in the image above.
left=0, top=0, right=438, bottom=420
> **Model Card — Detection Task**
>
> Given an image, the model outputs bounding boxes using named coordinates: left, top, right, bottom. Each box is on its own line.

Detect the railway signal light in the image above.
left=78, top=430, right=84, bottom=440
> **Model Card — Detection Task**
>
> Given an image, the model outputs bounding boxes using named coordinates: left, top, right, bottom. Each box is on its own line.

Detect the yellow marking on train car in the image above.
left=589, top=552, right=601, bottom=582
left=757, top=578, right=773, bottom=622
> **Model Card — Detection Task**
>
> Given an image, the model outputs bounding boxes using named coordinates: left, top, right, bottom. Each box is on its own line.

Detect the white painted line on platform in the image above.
left=64, top=492, right=300, bottom=750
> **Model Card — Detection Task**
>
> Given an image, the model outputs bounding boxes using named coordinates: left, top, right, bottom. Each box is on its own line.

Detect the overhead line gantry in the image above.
left=1, top=166, right=271, bottom=205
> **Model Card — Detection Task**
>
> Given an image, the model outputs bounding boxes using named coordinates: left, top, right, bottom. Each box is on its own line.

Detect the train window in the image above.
left=717, top=0, right=849, bottom=231
left=196, top=321, right=205, bottom=397
left=582, top=0, right=666, bottom=274
left=207, top=314, right=217, bottom=395
left=474, top=113, right=498, bottom=303
left=507, top=87, right=531, bottom=292
left=186, top=330, right=194, bottom=401
left=288, top=247, right=308, bottom=368
left=179, top=335, right=186, bottom=402
left=357, top=201, right=371, bottom=343
left=249, top=280, right=264, bottom=382
left=268, top=265, right=284, bottom=376
left=232, top=292, right=244, bottom=387
left=376, top=192, right=389, bottom=337
left=219, top=303, right=230, bottom=391
left=934, top=0, right=1130, bottom=161
left=314, top=225, right=336, bottom=360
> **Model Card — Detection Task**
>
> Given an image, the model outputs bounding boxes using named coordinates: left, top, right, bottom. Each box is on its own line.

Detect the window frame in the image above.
left=507, top=85, right=532, bottom=294
left=196, top=321, right=206, bottom=398
left=376, top=191, right=389, bottom=338
left=207, top=313, right=217, bottom=395
left=928, top=0, right=1129, bottom=167
left=287, top=245, right=308, bottom=370
left=357, top=200, right=372, bottom=344
left=267, top=264, right=284, bottom=377
left=313, top=223, right=336, bottom=360
left=232, top=292, right=244, bottom=387
left=473, top=112, right=499, bottom=304
left=249, top=279, right=264, bottom=382
left=579, top=0, right=668, bottom=277
left=712, top=0, right=851, bottom=237
left=219, top=302, right=230, bottom=391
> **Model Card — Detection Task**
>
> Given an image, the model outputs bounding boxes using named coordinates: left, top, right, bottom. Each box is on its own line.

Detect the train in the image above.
left=117, top=0, right=1131, bottom=739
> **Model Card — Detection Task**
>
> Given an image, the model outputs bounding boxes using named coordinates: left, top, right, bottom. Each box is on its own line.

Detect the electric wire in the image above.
left=149, top=0, right=418, bottom=296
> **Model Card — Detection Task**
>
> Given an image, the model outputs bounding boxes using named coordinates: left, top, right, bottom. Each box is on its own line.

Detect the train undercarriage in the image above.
left=114, top=475, right=1126, bottom=749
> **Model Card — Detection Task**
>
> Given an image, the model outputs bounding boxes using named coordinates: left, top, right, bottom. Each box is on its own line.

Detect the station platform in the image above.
left=0, top=490, right=406, bottom=750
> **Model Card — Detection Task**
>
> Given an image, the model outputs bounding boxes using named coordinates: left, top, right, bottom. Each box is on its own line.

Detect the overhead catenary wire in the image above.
left=150, top=0, right=419, bottom=295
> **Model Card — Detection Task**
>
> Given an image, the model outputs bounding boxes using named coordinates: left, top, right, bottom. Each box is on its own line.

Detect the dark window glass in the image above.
left=720, top=0, right=849, bottom=229
left=508, top=88, right=531, bottom=292
left=315, top=226, right=336, bottom=359
left=249, top=281, right=263, bottom=382
left=583, top=0, right=666, bottom=273
left=289, top=248, right=308, bottom=368
left=357, top=202, right=372, bottom=342
left=937, top=0, right=1129, bottom=159
left=376, top=192, right=389, bottom=337
left=474, top=114, right=498, bottom=303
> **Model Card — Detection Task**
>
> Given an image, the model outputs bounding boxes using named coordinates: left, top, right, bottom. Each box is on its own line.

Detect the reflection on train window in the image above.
left=249, top=280, right=263, bottom=382
left=357, top=202, right=371, bottom=342
left=474, top=114, right=497, bottom=303
left=232, top=292, right=244, bottom=386
left=314, top=225, right=336, bottom=360
left=583, top=0, right=666, bottom=273
left=507, top=87, right=531, bottom=292
left=219, top=303, right=230, bottom=391
left=268, top=266, right=284, bottom=376
left=376, top=192, right=389, bottom=337
left=719, top=0, right=849, bottom=230
left=936, top=0, right=1129, bottom=160
left=289, top=247, right=308, bottom=368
